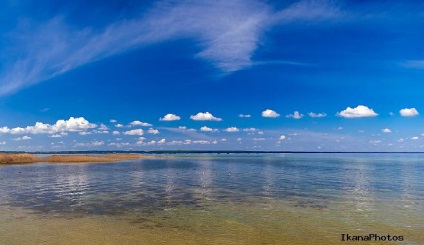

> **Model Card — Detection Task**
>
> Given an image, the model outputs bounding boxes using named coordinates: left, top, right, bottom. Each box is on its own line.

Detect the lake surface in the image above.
left=0, top=154, right=423, bottom=244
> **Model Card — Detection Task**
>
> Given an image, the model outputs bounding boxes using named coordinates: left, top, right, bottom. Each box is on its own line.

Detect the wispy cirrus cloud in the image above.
left=0, top=0, right=343, bottom=96
left=401, top=60, right=424, bottom=69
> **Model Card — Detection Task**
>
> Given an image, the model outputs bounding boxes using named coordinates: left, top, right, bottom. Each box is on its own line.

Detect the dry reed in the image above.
left=0, top=153, right=39, bottom=164
left=0, top=153, right=148, bottom=165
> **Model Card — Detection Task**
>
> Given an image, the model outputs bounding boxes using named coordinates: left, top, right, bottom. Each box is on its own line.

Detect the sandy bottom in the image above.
left=1, top=198, right=423, bottom=245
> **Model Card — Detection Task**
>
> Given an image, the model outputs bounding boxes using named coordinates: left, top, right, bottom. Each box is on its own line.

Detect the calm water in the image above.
left=0, top=154, right=423, bottom=244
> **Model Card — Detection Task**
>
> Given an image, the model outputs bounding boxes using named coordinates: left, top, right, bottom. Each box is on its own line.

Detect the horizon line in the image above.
left=2, top=150, right=424, bottom=154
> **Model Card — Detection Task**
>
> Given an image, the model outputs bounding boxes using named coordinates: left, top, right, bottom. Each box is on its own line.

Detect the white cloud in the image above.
left=381, top=128, right=392, bottom=133
left=115, top=124, right=124, bottom=128
left=130, top=121, right=152, bottom=127
left=411, top=136, right=419, bottom=140
left=157, top=139, right=166, bottom=144
left=98, top=123, right=109, bottom=130
left=160, top=113, right=181, bottom=121
left=286, top=111, right=304, bottom=119
left=308, top=112, right=326, bottom=118
left=79, top=131, right=92, bottom=136
left=399, top=108, right=419, bottom=117
left=0, top=127, right=10, bottom=133
left=190, top=112, right=222, bottom=121
left=145, top=140, right=156, bottom=146
left=110, top=119, right=117, bottom=123
left=14, top=135, right=32, bottom=141
left=92, top=130, right=109, bottom=134
left=74, top=140, right=104, bottom=147
left=92, top=141, right=104, bottom=146
left=0, top=141, right=5, bottom=145
left=147, top=128, right=160, bottom=134
left=253, top=138, right=265, bottom=141
left=0, top=0, right=343, bottom=96
left=279, top=135, right=286, bottom=140
left=337, top=105, right=378, bottom=118
left=108, top=142, right=130, bottom=147
left=243, top=128, right=257, bottom=132
left=167, top=139, right=192, bottom=145
left=0, top=117, right=96, bottom=135
left=112, top=131, right=120, bottom=135
left=123, top=129, right=144, bottom=136
left=178, top=126, right=187, bottom=130
left=370, top=140, right=382, bottom=144
left=200, top=126, right=218, bottom=132
left=10, top=127, right=25, bottom=134
left=49, top=134, right=62, bottom=138
left=238, top=114, right=251, bottom=118
left=193, top=140, right=210, bottom=144
left=224, top=127, right=240, bottom=132
left=261, top=109, right=280, bottom=118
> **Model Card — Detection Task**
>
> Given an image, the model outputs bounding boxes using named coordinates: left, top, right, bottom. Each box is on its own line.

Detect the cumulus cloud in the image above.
left=98, top=123, right=109, bottom=130
left=159, top=113, right=181, bottom=121
left=147, top=128, right=160, bottom=134
left=49, top=134, right=62, bottom=138
left=115, top=124, right=124, bottom=128
left=130, top=121, right=152, bottom=127
left=108, top=142, right=130, bottom=147
left=308, top=112, right=326, bottom=118
left=0, top=117, right=96, bottom=135
left=243, top=128, right=257, bottom=132
left=238, top=114, right=251, bottom=118
left=112, top=131, right=120, bottom=135
left=411, top=136, right=419, bottom=140
left=193, top=140, right=211, bottom=144
left=168, top=139, right=192, bottom=145
left=75, top=141, right=104, bottom=147
left=190, top=112, right=222, bottom=121
left=381, top=128, right=392, bottom=133
left=286, top=111, right=304, bottom=119
left=224, top=127, right=240, bottom=132
left=14, top=135, right=32, bottom=141
left=279, top=135, right=286, bottom=140
left=399, top=108, right=419, bottom=117
left=200, top=126, right=218, bottom=132
left=79, top=131, right=92, bottom=136
left=261, top=109, right=280, bottom=118
left=123, top=129, right=144, bottom=136
left=337, top=105, right=378, bottom=118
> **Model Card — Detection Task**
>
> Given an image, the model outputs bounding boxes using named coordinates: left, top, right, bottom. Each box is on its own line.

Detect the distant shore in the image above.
left=0, top=153, right=154, bottom=165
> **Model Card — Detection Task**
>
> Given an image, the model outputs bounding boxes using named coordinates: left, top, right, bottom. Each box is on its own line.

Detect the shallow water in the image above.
left=0, top=154, right=423, bottom=244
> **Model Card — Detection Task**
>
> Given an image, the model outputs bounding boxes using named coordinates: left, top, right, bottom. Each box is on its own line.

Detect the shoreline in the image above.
left=0, top=153, right=157, bottom=165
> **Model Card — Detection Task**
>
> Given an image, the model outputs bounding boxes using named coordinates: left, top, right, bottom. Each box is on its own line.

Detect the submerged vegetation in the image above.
left=0, top=153, right=147, bottom=165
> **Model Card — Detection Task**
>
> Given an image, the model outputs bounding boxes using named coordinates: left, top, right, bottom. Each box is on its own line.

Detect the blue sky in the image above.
left=0, top=0, right=424, bottom=151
